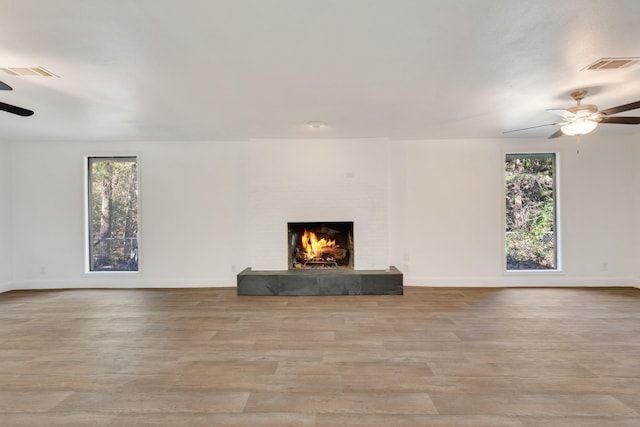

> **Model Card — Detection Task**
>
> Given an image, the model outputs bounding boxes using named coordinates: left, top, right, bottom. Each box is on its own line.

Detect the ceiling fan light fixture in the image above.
left=570, top=105, right=597, bottom=117
left=561, top=119, right=598, bottom=136
left=507, top=89, right=640, bottom=139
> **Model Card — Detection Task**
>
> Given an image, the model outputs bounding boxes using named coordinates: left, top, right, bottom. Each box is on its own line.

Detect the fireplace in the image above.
left=288, top=222, right=354, bottom=269
left=238, top=220, right=401, bottom=295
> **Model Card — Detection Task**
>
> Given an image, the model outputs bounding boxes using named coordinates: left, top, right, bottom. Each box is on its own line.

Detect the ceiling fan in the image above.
left=505, top=89, right=640, bottom=139
left=0, top=80, right=34, bottom=116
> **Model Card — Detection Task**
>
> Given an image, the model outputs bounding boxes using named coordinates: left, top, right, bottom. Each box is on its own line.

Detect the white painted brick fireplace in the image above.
left=246, top=138, right=390, bottom=271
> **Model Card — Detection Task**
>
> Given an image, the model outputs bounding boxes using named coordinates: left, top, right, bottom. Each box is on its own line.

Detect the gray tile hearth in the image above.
left=237, top=266, right=403, bottom=296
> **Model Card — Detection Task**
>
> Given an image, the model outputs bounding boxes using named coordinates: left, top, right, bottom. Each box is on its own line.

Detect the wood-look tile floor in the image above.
left=0, top=286, right=639, bottom=426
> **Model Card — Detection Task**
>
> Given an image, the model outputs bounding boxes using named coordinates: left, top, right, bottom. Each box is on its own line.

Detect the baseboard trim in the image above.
left=8, top=278, right=235, bottom=291
left=5, top=276, right=640, bottom=292
left=0, top=281, right=12, bottom=293
left=405, top=276, right=638, bottom=288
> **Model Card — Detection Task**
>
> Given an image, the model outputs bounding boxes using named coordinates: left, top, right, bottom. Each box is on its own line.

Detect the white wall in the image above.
left=10, top=141, right=245, bottom=289
left=4, top=136, right=638, bottom=291
left=392, top=136, right=636, bottom=286
left=0, top=141, right=12, bottom=292
left=392, top=139, right=503, bottom=283
left=555, top=136, right=635, bottom=285
left=635, top=137, right=640, bottom=287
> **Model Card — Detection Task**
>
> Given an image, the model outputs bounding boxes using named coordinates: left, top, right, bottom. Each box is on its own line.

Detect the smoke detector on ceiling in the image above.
left=583, top=57, right=639, bottom=70
left=307, top=121, right=326, bottom=129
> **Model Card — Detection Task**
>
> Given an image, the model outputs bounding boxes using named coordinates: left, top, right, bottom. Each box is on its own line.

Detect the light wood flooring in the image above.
left=0, top=286, right=639, bottom=426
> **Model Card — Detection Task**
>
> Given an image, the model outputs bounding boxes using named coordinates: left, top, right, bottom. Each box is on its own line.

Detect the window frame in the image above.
left=84, top=155, right=142, bottom=275
left=503, top=152, right=562, bottom=273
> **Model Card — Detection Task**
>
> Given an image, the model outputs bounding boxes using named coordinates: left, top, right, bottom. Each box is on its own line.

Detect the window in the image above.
left=505, top=153, right=557, bottom=271
left=87, top=157, right=139, bottom=272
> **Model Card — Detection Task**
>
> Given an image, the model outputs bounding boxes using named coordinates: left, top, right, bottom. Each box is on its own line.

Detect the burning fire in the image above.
left=301, top=229, right=335, bottom=260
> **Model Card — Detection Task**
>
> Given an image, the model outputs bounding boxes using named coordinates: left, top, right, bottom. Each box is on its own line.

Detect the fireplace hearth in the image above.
left=237, top=266, right=403, bottom=296
left=236, top=220, right=402, bottom=296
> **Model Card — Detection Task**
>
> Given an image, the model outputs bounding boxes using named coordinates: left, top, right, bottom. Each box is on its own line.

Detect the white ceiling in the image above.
left=1, top=0, right=640, bottom=142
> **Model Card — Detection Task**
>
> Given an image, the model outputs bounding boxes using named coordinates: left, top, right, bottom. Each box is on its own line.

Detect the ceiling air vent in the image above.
left=1, top=66, right=57, bottom=77
left=583, top=57, right=639, bottom=70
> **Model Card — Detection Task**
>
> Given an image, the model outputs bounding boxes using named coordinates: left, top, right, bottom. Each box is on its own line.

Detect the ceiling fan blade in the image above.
left=547, top=108, right=576, bottom=119
left=599, top=116, right=640, bottom=124
left=503, top=123, right=561, bottom=134
left=548, top=129, right=564, bottom=139
left=0, top=101, right=34, bottom=116
left=0, top=81, right=12, bottom=91
left=599, top=100, right=640, bottom=116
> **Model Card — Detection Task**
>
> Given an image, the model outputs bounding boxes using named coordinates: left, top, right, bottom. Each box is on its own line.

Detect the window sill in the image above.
left=504, top=269, right=564, bottom=275
left=84, top=271, right=142, bottom=277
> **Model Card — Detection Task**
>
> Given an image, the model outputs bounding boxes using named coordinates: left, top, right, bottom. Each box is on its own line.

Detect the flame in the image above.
left=301, top=229, right=335, bottom=260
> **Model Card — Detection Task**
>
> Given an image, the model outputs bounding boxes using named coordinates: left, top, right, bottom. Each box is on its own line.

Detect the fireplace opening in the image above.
left=288, top=222, right=354, bottom=269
